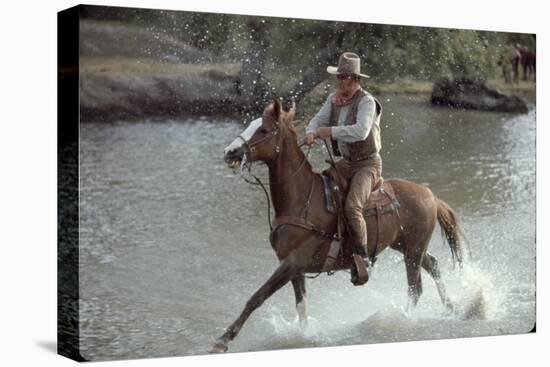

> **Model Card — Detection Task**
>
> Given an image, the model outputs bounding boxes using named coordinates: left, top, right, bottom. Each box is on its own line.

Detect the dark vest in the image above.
left=329, top=89, right=382, bottom=161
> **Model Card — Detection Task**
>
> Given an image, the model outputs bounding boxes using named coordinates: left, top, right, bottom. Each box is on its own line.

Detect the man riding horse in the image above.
left=304, top=52, right=382, bottom=286
left=218, top=59, right=464, bottom=351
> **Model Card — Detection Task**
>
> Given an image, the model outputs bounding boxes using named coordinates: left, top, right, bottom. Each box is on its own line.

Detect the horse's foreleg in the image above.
left=291, top=274, right=307, bottom=328
left=211, top=261, right=297, bottom=353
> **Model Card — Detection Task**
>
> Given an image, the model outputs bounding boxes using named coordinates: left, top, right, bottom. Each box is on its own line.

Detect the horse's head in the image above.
left=224, top=99, right=296, bottom=168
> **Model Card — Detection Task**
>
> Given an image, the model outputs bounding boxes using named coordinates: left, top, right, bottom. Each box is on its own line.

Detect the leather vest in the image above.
left=329, top=89, right=382, bottom=161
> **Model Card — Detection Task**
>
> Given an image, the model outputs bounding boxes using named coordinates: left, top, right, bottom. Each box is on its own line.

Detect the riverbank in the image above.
left=79, top=58, right=243, bottom=122
left=370, top=77, right=535, bottom=96
left=75, top=17, right=535, bottom=122
left=78, top=58, right=536, bottom=122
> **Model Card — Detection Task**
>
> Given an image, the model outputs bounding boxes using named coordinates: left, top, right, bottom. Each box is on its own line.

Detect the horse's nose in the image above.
left=224, top=149, right=235, bottom=163
left=224, top=146, right=243, bottom=163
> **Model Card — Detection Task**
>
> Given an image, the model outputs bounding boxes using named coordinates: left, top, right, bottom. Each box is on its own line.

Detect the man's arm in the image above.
left=305, top=95, right=333, bottom=135
left=331, top=95, right=376, bottom=143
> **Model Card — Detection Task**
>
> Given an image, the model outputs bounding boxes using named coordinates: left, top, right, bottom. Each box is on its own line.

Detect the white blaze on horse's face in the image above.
left=224, top=118, right=262, bottom=156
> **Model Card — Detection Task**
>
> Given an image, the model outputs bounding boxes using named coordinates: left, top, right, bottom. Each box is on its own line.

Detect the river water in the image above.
left=78, top=94, right=536, bottom=361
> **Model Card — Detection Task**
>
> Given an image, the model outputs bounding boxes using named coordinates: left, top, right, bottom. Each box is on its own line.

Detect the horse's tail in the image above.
left=436, top=198, right=467, bottom=267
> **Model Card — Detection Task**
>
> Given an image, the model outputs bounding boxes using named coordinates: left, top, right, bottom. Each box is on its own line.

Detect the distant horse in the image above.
left=516, top=44, right=536, bottom=81
left=498, top=45, right=521, bottom=83
left=498, top=50, right=518, bottom=83
left=214, top=100, right=465, bottom=352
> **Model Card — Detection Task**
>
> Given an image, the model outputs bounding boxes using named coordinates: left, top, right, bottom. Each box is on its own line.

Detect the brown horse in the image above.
left=214, top=99, right=465, bottom=353
left=517, top=44, right=536, bottom=81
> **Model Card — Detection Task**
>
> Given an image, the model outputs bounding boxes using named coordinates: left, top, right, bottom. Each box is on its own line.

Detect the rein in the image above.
left=234, top=115, right=315, bottom=231
left=239, top=143, right=311, bottom=231
left=233, top=116, right=340, bottom=279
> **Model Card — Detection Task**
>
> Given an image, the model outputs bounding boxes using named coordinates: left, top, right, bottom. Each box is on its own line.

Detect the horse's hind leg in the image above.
left=291, top=274, right=308, bottom=327
left=404, top=252, right=423, bottom=312
left=401, top=235, right=432, bottom=312
left=422, top=252, right=454, bottom=313
left=390, top=241, right=423, bottom=312
left=211, top=260, right=297, bottom=353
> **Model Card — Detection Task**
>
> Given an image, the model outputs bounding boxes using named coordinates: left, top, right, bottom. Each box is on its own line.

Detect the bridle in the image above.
left=237, top=114, right=282, bottom=155
left=237, top=115, right=310, bottom=184
left=230, top=115, right=344, bottom=279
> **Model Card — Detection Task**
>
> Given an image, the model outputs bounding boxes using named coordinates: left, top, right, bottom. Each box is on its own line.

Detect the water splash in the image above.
left=446, top=262, right=505, bottom=321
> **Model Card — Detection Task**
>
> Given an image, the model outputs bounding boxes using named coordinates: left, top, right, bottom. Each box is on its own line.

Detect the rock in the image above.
left=431, top=78, right=528, bottom=113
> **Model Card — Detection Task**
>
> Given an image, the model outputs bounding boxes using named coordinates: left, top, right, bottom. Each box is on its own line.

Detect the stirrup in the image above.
left=351, top=254, right=369, bottom=286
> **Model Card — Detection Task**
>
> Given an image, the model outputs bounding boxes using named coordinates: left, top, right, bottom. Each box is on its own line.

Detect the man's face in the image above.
left=336, top=74, right=359, bottom=96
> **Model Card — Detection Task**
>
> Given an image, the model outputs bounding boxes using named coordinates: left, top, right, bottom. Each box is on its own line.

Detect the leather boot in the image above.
left=348, top=240, right=369, bottom=286
left=351, top=253, right=369, bottom=286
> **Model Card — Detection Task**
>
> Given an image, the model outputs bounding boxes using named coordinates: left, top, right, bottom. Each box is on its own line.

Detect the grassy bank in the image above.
left=80, top=57, right=240, bottom=77
left=82, top=57, right=535, bottom=94
left=79, top=58, right=536, bottom=121
left=368, top=78, right=536, bottom=96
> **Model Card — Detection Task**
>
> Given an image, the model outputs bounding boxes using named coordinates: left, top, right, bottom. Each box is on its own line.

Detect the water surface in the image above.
left=79, top=95, right=536, bottom=360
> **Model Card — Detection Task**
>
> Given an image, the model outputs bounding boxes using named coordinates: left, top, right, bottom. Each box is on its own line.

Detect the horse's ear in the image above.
left=282, top=100, right=296, bottom=128
left=272, top=99, right=282, bottom=121
left=286, top=100, right=296, bottom=123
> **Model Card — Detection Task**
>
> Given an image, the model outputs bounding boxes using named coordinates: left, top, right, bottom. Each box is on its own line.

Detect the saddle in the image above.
left=321, top=161, right=400, bottom=257
left=321, top=162, right=399, bottom=217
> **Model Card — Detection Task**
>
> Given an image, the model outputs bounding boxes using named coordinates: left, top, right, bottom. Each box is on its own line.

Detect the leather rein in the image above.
left=235, top=116, right=315, bottom=232
left=234, top=115, right=343, bottom=279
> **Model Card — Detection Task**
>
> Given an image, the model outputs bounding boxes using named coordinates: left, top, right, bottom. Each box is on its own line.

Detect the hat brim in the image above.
left=327, top=66, right=370, bottom=78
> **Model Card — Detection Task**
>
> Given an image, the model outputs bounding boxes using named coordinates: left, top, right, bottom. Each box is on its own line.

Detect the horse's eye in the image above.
left=260, top=128, right=269, bottom=134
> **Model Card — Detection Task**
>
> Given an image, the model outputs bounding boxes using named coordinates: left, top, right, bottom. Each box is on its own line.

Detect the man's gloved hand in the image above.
left=304, top=127, right=332, bottom=145
left=304, top=133, right=316, bottom=145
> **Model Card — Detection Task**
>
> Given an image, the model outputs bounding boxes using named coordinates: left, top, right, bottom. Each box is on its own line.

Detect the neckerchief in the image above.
left=331, top=88, right=361, bottom=107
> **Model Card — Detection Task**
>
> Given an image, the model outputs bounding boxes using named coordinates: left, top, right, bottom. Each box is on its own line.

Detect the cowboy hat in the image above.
left=327, top=52, right=370, bottom=78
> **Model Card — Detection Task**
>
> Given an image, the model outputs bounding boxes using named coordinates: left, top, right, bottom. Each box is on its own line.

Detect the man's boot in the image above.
left=349, top=240, right=369, bottom=286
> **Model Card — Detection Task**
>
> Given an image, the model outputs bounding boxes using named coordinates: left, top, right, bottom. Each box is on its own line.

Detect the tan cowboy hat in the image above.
left=327, top=52, right=370, bottom=78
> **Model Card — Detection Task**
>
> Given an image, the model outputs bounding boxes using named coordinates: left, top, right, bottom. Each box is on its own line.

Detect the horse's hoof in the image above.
left=442, top=301, right=456, bottom=317
left=210, top=342, right=228, bottom=353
